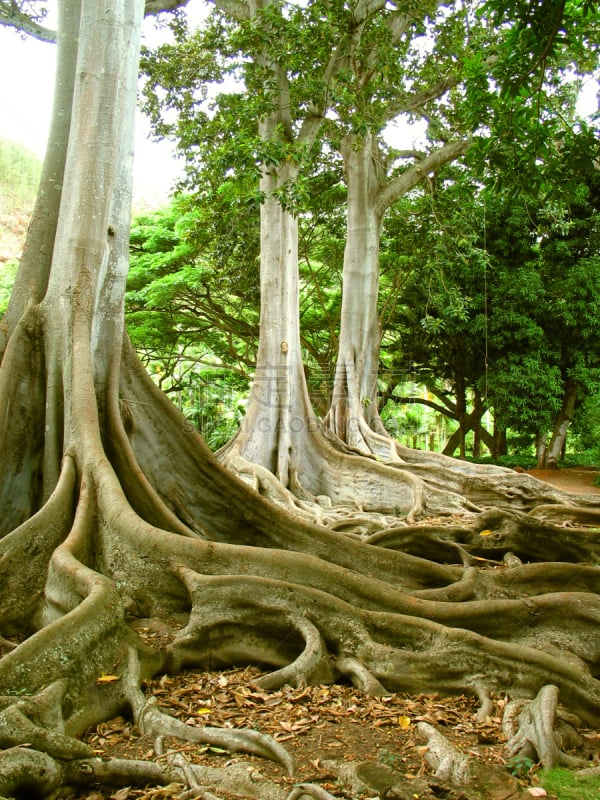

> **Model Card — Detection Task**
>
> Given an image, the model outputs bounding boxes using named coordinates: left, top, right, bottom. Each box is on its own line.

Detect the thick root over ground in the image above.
left=0, top=338, right=599, bottom=796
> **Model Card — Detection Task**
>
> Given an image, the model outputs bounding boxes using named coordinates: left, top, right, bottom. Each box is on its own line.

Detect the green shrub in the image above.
left=562, top=450, right=600, bottom=469
left=495, top=453, right=537, bottom=470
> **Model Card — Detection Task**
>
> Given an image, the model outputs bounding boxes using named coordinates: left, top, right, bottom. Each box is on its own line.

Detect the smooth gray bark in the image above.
left=325, top=135, right=469, bottom=460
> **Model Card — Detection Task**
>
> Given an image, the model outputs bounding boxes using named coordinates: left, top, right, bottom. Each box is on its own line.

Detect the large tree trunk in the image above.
left=324, top=133, right=399, bottom=461
left=222, top=126, right=311, bottom=485
left=1, top=3, right=600, bottom=797
left=323, top=135, right=474, bottom=465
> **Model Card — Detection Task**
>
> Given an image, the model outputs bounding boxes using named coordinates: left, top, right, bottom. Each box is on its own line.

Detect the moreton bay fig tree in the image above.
left=143, top=0, right=599, bottom=522
left=0, top=0, right=599, bottom=796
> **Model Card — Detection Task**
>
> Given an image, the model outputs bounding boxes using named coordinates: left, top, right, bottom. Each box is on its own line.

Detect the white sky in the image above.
left=0, top=5, right=597, bottom=209
left=0, top=8, right=192, bottom=207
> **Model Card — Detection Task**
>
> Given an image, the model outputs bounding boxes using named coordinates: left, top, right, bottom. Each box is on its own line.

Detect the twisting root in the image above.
left=124, top=647, right=295, bottom=776
left=286, top=782, right=340, bottom=800
left=416, top=721, right=471, bottom=784
left=503, top=684, right=587, bottom=769
left=335, top=656, right=390, bottom=695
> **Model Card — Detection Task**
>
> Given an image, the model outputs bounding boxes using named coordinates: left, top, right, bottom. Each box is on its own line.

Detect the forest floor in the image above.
left=66, top=468, right=600, bottom=800
left=73, top=665, right=600, bottom=800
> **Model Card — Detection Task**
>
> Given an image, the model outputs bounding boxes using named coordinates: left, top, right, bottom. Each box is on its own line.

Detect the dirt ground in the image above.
left=63, top=468, right=600, bottom=800
left=525, top=467, right=600, bottom=496
left=71, top=665, right=600, bottom=800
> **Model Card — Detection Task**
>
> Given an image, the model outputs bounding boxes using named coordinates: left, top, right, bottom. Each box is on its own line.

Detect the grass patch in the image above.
left=539, top=767, right=600, bottom=799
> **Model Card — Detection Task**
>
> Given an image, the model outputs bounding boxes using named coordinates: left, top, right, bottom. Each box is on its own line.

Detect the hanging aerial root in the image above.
left=503, top=684, right=588, bottom=770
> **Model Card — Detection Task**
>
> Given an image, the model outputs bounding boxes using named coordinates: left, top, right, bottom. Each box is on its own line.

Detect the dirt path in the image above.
left=525, top=467, right=600, bottom=495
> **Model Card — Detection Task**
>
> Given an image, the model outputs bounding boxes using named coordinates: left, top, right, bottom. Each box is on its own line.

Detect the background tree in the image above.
left=0, top=140, right=41, bottom=314
left=142, top=0, right=585, bottom=519
left=381, top=154, right=600, bottom=465
left=535, top=170, right=600, bottom=467
left=322, top=0, right=474, bottom=460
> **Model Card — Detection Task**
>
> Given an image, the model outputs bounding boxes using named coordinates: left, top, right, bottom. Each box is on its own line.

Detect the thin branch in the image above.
left=0, top=2, right=56, bottom=42
left=299, top=0, right=387, bottom=147
left=376, top=138, right=470, bottom=215
left=144, top=0, right=192, bottom=15
left=212, top=0, right=251, bottom=21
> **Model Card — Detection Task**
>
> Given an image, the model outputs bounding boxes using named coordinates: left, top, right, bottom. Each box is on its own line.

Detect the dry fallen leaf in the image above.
left=398, top=715, right=411, bottom=728
left=479, top=529, right=493, bottom=536
left=96, top=674, right=121, bottom=684
left=110, top=788, right=131, bottom=800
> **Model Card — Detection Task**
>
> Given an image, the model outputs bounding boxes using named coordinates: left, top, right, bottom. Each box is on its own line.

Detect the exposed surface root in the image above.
left=503, top=684, right=587, bottom=769
left=417, top=720, right=471, bottom=783
left=125, top=639, right=295, bottom=775
left=367, top=507, right=600, bottom=566
left=1, top=311, right=599, bottom=799
left=528, top=501, right=600, bottom=526
left=220, top=423, right=478, bottom=524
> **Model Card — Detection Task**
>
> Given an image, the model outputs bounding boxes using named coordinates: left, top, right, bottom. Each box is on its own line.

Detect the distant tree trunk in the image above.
left=221, top=120, right=314, bottom=485
left=324, top=133, right=397, bottom=460
left=543, top=379, right=579, bottom=469
left=442, top=390, right=493, bottom=459
left=472, top=429, right=481, bottom=458
left=493, top=425, right=508, bottom=460
left=455, top=377, right=468, bottom=458
left=535, top=431, right=548, bottom=468
left=325, top=134, right=469, bottom=463
left=471, top=390, right=486, bottom=458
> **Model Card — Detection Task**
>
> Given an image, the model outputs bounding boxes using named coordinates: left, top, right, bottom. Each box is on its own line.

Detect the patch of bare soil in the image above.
left=525, top=468, right=600, bottom=496
left=67, top=666, right=600, bottom=800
